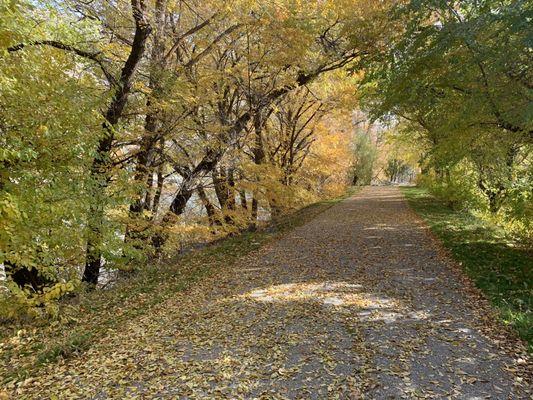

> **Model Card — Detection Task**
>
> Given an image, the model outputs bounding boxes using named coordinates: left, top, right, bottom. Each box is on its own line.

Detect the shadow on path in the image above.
left=17, top=187, right=531, bottom=399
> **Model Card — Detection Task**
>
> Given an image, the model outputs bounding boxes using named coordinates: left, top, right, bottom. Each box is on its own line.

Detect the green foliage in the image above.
left=417, top=165, right=483, bottom=211
left=0, top=193, right=345, bottom=384
left=384, top=158, right=411, bottom=183
left=0, top=1, right=108, bottom=314
left=360, top=0, right=532, bottom=246
left=0, top=281, right=78, bottom=320
left=417, top=158, right=533, bottom=245
left=361, top=0, right=532, bottom=136
left=350, top=133, right=377, bottom=185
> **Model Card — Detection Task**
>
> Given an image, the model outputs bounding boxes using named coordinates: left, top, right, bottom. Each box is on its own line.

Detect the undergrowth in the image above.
left=0, top=191, right=352, bottom=385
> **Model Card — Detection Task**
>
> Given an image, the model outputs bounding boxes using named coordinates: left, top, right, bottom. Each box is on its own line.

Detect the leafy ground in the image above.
left=401, top=186, right=532, bottom=352
left=3, top=186, right=530, bottom=399
left=0, top=193, right=349, bottom=388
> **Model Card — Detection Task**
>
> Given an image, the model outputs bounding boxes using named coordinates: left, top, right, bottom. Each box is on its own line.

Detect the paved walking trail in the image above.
left=18, top=187, right=530, bottom=399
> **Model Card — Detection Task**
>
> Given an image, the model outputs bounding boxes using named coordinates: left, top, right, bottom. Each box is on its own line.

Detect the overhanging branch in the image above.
left=7, top=40, right=116, bottom=86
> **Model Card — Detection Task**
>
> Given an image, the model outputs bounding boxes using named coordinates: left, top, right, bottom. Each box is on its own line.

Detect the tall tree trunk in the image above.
left=82, top=0, right=151, bottom=285
left=124, top=0, right=166, bottom=249
left=239, top=188, right=248, bottom=210
left=213, top=167, right=229, bottom=211
left=152, top=149, right=164, bottom=215
left=144, top=169, right=155, bottom=210
left=212, top=166, right=238, bottom=224
left=83, top=133, right=114, bottom=285
left=227, top=167, right=236, bottom=212
left=130, top=0, right=166, bottom=213
left=197, top=186, right=218, bottom=227
left=238, top=170, right=247, bottom=210
left=251, top=112, right=266, bottom=224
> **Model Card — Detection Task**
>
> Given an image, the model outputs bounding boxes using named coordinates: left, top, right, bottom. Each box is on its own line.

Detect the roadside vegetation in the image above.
left=0, top=193, right=348, bottom=386
left=1, top=0, right=531, bottom=391
left=402, top=186, right=532, bottom=352
left=2, top=0, right=371, bottom=320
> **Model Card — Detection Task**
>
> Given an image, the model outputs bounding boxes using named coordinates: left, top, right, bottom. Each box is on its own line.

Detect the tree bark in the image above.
left=168, top=149, right=222, bottom=216
left=82, top=0, right=152, bottom=285
left=128, top=0, right=166, bottom=217
left=213, top=167, right=229, bottom=211
left=212, top=167, right=237, bottom=225
left=239, top=188, right=248, bottom=210
left=251, top=112, right=266, bottom=223
left=152, top=151, right=164, bottom=215
left=197, top=186, right=219, bottom=227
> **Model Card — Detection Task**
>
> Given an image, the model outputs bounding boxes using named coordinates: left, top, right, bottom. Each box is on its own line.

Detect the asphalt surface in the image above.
left=15, top=186, right=530, bottom=399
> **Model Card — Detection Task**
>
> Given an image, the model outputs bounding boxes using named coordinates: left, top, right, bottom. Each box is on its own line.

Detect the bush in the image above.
left=495, top=179, right=533, bottom=247
left=417, top=162, right=532, bottom=248
left=0, top=280, right=78, bottom=321
left=417, top=167, right=482, bottom=211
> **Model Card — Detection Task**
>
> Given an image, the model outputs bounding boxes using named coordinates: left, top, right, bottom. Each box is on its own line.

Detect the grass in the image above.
left=401, top=186, right=532, bottom=352
left=0, top=192, right=350, bottom=385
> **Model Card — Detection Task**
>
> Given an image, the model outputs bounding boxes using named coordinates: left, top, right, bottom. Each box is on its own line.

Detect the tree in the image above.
left=359, top=0, right=532, bottom=231
left=0, top=0, right=395, bottom=312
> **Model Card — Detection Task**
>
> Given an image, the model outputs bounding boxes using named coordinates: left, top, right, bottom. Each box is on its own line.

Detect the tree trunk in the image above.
left=488, top=192, right=501, bottom=214
left=124, top=0, right=166, bottom=251
left=82, top=2, right=151, bottom=285
left=152, top=157, right=164, bottom=215
left=168, top=149, right=222, bottom=215
left=129, top=0, right=166, bottom=214
left=251, top=112, right=266, bottom=224
left=227, top=167, right=236, bottom=212
left=82, top=132, right=115, bottom=285
left=144, top=168, right=154, bottom=210
left=169, top=187, right=194, bottom=216
left=239, top=187, right=247, bottom=210
left=197, top=186, right=219, bottom=227
left=212, top=167, right=237, bottom=224
left=213, top=167, right=229, bottom=211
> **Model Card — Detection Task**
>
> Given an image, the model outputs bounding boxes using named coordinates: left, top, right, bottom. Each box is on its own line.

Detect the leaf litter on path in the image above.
left=8, top=187, right=532, bottom=399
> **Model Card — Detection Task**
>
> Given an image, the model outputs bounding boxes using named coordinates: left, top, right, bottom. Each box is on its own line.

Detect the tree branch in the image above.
left=7, top=40, right=116, bottom=86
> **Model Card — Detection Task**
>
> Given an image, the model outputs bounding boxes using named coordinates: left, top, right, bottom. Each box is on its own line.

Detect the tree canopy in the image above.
left=0, top=0, right=531, bottom=317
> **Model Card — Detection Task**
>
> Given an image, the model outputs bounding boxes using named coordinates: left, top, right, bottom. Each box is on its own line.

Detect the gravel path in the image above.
left=16, top=186, right=530, bottom=399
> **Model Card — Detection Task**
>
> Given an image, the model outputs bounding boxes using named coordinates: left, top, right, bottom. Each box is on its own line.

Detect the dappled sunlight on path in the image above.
left=14, top=187, right=530, bottom=399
